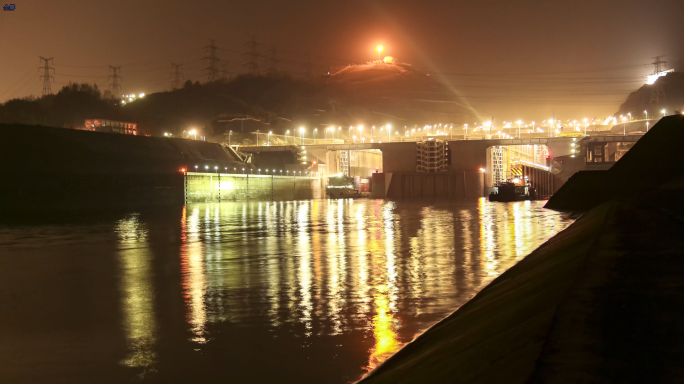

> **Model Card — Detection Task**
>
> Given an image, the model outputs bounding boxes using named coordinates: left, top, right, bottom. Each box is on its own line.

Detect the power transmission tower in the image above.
left=203, top=39, right=220, bottom=82
left=243, top=36, right=260, bottom=74
left=650, top=55, right=667, bottom=104
left=267, top=44, right=279, bottom=74
left=170, top=63, right=184, bottom=89
left=38, top=56, right=54, bottom=97
left=108, top=66, right=122, bottom=98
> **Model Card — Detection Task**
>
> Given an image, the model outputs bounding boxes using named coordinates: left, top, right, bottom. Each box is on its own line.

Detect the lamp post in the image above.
left=190, top=129, right=197, bottom=140
left=313, top=128, right=317, bottom=143
left=628, top=112, right=631, bottom=122
left=464, top=124, right=468, bottom=139
left=387, top=124, right=391, bottom=142
left=583, top=118, right=588, bottom=136
left=662, top=109, right=666, bottom=118
left=377, top=45, right=383, bottom=61
left=622, top=116, right=627, bottom=135
left=348, top=126, right=353, bottom=142
left=268, top=131, right=272, bottom=145
left=645, top=110, right=648, bottom=121
left=647, top=121, right=650, bottom=132
left=255, top=130, right=259, bottom=146
left=517, top=120, right=522, bottom=138
left=286, top=130, right=290, bottom=145
left=299, top=127, right=304, bottom=145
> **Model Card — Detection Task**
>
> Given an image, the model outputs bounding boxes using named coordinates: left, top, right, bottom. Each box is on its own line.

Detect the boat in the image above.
left=489, top=180, right=538, bottom=202
left=326, top=174, right=360, bottom=198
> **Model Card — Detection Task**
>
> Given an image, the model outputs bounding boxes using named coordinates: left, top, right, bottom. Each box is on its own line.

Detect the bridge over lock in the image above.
left=237, top=133, right=644, bottom=199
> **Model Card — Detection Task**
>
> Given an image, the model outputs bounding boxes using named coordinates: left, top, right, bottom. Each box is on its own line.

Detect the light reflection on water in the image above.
left=0, top=198, right=573, bottom=384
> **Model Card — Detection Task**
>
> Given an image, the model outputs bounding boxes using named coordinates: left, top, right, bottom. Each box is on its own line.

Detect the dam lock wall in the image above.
left=184, top=172, right=320, bottom=203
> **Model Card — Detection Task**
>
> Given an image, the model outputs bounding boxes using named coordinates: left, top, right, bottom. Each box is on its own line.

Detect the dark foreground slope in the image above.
left=359, top=188, right=684, bottom=383
left=546, top=114, right=684, bottom=211
left=0, top=124, right=249, bottom=212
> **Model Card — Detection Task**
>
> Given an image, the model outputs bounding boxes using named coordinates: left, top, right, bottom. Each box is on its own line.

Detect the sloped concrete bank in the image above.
left=359, top=194, right=684, bottom=383
left=546, top=114, right=684, bottom=211
left=0, top=124, right=250, bottom=212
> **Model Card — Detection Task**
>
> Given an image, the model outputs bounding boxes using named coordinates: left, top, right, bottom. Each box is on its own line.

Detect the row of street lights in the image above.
left=188, top=165, right=314, bottom=176
left=182, top=108, right=676, bottom=145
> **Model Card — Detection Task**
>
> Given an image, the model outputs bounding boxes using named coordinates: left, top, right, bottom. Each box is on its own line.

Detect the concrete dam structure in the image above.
left=185, top=173, right=319, bottom=202
left=0, top=124, right=272, bottom=212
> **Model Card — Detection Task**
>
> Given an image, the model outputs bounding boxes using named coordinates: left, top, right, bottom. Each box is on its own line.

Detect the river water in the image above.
left=0, top=198, right=573, bottom=384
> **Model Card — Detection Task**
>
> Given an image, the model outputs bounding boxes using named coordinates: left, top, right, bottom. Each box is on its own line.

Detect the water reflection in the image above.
left=180, top=206, right=208, bottom=344
left=116, top=213, right=157, bottom=377
left=167, top=199, right=572, bottom=380
left=0, top=198, right=574, bottom=384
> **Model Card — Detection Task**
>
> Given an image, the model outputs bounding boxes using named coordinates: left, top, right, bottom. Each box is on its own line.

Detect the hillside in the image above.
left=0, top=63, right=476, bottom=141
left=615, top=72, right=684, bottom=117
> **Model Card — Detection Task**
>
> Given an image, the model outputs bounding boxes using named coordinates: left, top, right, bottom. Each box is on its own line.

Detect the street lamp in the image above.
left=628, top=112, right=631, bottom=122
left=464, top=124, right=468, bottom=139
left=387, top=124, right=392, bottom=142
left=190, top=129, right=197, bottom=140
left=228, top=130, right=232, bottom=145
left=645, top=110, right=648, bottom=120
left=313, top=128, right=317, bottom=143
left=622, top=116, right=627, bottom=135
left=583, top=118, right=588, bottom=136
left=299, top=127, right=304, bottom=145
left=255, top=130, right=260, bottom=146
left=662, top=109, right=666, bottom=118
left=268, top=131, right=272, bottom=145
left=286, top=130, right=290, bottom=145
left=353, top=135, right=357, bottom=143
left=517, top=120, right=522, bottom=138
left=377, top=45, right=383, bottom=61
left=348, top=126, right=353, bottom=141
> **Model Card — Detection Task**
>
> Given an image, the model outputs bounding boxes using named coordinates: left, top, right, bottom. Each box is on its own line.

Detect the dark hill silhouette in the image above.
left=0, top=64, right=475, bottom=141
left=615, top=72, right=684, bottom=117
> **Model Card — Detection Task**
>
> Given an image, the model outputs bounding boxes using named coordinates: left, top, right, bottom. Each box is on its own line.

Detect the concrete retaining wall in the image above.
left=185, top=173, right=320, bottom=202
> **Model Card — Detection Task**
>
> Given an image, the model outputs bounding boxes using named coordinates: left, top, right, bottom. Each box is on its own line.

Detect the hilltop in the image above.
left=615, top=71, right=684, bottom=117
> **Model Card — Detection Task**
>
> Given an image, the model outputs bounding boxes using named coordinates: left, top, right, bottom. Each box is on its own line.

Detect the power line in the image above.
left=108, top=65, right=122, bottom=98
left=39, top=56, right=55, bottom=97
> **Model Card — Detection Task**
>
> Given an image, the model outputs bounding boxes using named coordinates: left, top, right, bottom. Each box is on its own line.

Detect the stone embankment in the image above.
left=359, top=115, right=684, bottom=383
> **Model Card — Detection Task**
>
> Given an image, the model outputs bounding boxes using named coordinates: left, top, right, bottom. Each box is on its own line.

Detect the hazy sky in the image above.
left=2, top=0, right=683, bottom=121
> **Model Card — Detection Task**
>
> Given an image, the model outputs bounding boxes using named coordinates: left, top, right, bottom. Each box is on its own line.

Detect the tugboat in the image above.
left=489, top=179, right=538, bottom=202
left=326, top=174, right=360, bottom=198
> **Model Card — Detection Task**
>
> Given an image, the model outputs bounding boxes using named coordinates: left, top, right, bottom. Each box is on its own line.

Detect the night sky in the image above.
left=2, top=0, right=683, bottom=120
